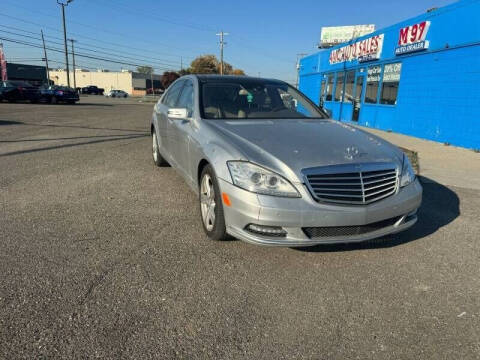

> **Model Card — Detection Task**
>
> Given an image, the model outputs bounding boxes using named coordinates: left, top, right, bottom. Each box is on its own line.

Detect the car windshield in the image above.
left=201, top=80, right=327, bottom=119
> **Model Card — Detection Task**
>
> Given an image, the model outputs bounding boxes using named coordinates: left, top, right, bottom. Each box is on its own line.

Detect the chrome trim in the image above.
left=302, top=162, right=400, bottom=205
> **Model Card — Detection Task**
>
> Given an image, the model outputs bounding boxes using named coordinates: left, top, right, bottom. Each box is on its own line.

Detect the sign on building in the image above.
left=329, top=34, right=384, bottom=64
left=320, top=25, right=375, bottom=48
left=0, top=44, right=7, bottom=81
left=383, top=63, right=402, bottom=82
left=395, top=21, right=431, bottom=55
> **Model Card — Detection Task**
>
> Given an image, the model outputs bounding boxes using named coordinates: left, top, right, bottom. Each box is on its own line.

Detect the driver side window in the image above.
left=176, top=80, right=194, bottom=117
left=162, top=80, right=184, bottom=107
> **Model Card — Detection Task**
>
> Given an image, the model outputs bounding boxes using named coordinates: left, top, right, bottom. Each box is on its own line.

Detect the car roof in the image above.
left=192, top=75, right=286, bottom=85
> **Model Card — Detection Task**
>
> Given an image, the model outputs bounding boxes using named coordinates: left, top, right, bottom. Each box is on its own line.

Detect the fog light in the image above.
left=246, top=224, right=287, bottom=237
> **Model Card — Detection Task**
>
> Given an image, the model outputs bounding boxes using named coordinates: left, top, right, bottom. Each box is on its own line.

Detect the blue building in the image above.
left=299, top=0, right=480, bottom=149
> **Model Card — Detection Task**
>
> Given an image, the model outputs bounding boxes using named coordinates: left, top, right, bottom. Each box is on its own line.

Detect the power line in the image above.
left=0, top=16, right=193, bottom=67
left=0, top=36, right=175, bottom=72
left=0, top=4, right=205, bottom=57
left=0, top=29, right=182, bottom=69
left=93, top=0, right=217, bottom=33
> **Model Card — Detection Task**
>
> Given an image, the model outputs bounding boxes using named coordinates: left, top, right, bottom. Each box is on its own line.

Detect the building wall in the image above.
left=49, top=70, right=133, bottom=94
left=299, top=0, right=480, bottom=149
left=48, top=70, right=164, bottom=95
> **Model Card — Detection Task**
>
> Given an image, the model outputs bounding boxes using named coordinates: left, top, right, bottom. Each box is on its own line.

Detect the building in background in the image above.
left=6, top=63, right=48, bottom=86
left=299, top=0, right=480, bottom=149
left=49, top=69, right=163, bottom=96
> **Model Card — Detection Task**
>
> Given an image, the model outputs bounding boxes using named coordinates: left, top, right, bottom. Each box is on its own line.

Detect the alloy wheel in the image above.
left=152, top=132, right=158, bottom=162
left=200, top=174, right=216, bottom=231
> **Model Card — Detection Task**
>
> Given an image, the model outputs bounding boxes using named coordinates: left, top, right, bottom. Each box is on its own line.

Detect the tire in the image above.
left=151, top=130, right=169, bottom=167
left=67, top=100, right=75, bottom=105
left=199, top=164, right=228, bottom=241
left=51, top=96, right=58, bottom=104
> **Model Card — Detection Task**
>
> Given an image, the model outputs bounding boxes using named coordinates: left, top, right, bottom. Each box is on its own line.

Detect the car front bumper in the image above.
left=218, top=177, right=422, bottom=247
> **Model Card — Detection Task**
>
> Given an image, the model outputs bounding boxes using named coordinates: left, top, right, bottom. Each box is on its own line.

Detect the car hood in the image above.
left=207, top=118, right=403, bottom=183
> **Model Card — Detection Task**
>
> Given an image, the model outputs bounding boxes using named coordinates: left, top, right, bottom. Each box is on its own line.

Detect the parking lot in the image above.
left=0, top=97, right=479, bottom=359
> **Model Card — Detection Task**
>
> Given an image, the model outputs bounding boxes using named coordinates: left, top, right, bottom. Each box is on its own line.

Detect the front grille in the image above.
left=303, top=216, right=402, bottom=238
left=303, top=163, right=399, bottom=205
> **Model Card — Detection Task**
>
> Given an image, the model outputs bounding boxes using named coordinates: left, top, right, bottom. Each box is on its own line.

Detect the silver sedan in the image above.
left=150, top=75, right=422, bottom=246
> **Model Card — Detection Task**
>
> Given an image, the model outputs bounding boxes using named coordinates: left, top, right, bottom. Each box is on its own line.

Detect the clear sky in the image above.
left=0, top=0, right=457, bottom=83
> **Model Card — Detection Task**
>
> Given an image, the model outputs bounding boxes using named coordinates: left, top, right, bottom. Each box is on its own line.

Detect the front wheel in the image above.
left=199, top=165, right=228, bottom=241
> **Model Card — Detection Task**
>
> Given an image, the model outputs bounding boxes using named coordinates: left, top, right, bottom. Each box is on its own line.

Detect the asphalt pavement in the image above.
left=0, top=97, right=479, bottom=359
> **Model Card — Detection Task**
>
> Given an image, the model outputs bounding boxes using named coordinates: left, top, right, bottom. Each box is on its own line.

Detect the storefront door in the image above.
left=352, top=72, right=365, bottom=122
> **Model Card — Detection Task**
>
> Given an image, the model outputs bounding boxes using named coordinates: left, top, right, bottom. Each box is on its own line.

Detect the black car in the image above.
left=0, top=81, right=40, bottom=103
left=39, top=85, right=80, bottom=104
left=81, top=85, right=104, bottom=95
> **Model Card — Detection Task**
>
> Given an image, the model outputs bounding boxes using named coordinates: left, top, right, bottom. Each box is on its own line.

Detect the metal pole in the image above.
left=295, top=53, right=307, bottom=89
left=60, top=3, right=70, bottom=87
left=41, top=30, right=50, bottom=85
left=70, top=39, right=76, bottom=89
left=151, top=71, right=155, bottom=97
left=216, top=31, right=228, bottom=75
left=220, top=32, right=224, bottom=75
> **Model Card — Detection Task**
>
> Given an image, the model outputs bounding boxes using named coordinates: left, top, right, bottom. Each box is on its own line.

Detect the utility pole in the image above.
left=295, top=53, right=308, bottom=88
left=57, top=0, right=74, bottom=87
left=150, top=71, right=155, bottom=97
left=216, top=31, right=229, bottom=75
left=180, top=56, right=183, bottom=72
left=40, top=30, right=50, bottom=85
left=69, top=39, right=77, bottom=89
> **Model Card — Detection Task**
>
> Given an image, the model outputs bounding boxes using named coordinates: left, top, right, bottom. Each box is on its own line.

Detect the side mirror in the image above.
left=168, top=108, right=188, bottom=120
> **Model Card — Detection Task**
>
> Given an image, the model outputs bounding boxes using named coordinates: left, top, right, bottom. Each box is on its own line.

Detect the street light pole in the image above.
left=57, top=0, right=74, bottom=87
left=295, top=53, right=307, bottom=89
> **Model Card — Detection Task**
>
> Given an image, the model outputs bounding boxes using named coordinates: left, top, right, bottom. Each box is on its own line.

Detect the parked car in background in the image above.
left=105, top=89, right=128, bottom=98
left=81, top=85, right=104, bottom=95
left=146, top=88, right=164, bottom=95
left=39, top=85, right=80, bottom=104
left=151, top=75, right=422, bottom=246
left=0, top=81, right=40, bottom=103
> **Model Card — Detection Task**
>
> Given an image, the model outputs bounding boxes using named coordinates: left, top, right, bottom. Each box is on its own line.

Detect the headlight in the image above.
left=400, top=154, right=415, bottom=187
left=227, top=161, right=300, bottom=198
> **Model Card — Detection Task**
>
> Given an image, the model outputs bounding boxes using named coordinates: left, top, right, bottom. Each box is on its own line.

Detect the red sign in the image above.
left=329, top=34, right=384, bottom=64
left=0, top=44, right=7, bottom=81
left=398, top=21, right=430, bottom=46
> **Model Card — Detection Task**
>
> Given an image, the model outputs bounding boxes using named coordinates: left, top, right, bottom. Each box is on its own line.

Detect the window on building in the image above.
left=334, top=72, right=344, bottom=102
left=325, top=74, right=334, bottom=101
left=319, top=79, right=326, bottom=106
left=343, top=71, right=355, bottom=103
left=354, top=75, right=364, bottom=103
left=380, top=63, right=402, bottom=105
left=365, top=65, right=382, bottom=104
